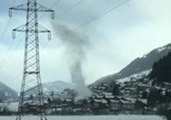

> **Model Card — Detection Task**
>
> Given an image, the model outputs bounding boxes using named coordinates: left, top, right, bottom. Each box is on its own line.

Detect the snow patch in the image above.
left=157, top=46, right=171, bottom=53
left=117, top=70, right=151, bottom=83
left=142, top=55, right=147, bottom=58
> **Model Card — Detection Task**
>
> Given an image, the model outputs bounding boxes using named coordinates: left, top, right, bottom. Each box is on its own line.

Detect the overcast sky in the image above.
left=1, top=0, right=171, bottom=92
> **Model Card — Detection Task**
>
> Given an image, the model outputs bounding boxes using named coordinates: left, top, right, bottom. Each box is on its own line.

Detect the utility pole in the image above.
left=9, top=0, right=54, bottom=120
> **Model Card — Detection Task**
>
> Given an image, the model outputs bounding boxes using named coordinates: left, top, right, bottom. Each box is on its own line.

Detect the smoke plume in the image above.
left=52, top=22, right=91, bottom=99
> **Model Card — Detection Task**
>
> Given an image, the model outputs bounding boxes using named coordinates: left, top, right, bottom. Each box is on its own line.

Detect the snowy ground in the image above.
left=0, top=115, right=165, bottom=120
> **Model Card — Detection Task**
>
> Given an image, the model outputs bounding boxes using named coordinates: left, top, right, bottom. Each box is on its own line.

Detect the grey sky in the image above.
left=0, top=0, right=171, bottom=92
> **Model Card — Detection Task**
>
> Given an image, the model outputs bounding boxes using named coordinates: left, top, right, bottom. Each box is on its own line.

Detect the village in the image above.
left=0, top=77, right=155, bottom=115
left=0, top=71, right=171, bottom=116
left=45, top=78, right=151, bottom=115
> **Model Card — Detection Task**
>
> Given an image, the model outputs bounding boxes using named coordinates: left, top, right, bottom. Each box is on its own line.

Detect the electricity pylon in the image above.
left=9, top=0, right=54, bottom=120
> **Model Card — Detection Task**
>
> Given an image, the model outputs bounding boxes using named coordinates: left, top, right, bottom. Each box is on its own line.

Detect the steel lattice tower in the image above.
left=9, top=0, right=54, bottom=120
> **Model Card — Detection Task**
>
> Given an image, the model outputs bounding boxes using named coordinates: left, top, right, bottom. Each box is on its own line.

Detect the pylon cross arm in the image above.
left=9, top=3, right=55, bottom=19
left=12, top=24, right=52, bottom=40
left=9, top=3, right=27, bottom=12
left=37, top=3, right=54, bottom=13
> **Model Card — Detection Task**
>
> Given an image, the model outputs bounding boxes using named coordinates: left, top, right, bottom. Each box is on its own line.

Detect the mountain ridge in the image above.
left=43, top=80, right=75, bottom=94
left=0, top=81, right=18, bottom=100
left=91, top=43, right=171, bottom=86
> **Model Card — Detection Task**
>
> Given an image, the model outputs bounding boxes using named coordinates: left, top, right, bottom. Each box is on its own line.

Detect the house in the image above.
left=109, top=99, right=121, bottom=110
left=89, top=98, right=108, bottom=109
left=135, top=99, right=147, bottom=109
left=120, top=100, right=135, bottom=110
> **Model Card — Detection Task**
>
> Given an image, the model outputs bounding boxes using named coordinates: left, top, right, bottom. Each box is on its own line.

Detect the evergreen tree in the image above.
left=150, top=52, right=171, bottom=84
left=112, top=83, right=120, bottom=96
left=147, top=87, right=158, bottom=106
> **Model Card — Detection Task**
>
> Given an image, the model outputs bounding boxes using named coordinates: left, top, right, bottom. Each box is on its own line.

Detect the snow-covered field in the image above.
left=0, top=115, right=165, bottom=120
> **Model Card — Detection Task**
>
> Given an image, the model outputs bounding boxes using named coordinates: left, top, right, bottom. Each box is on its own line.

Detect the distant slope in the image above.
left=43, top=81, right=75, bottom=94
left=0, top=81, right=18, bottom=100
left=25, top=81, right=75, bottom=95
left=91, top=43, right=171, bottom=86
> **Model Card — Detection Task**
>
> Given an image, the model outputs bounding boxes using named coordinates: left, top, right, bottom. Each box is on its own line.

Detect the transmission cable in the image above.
left=54, top=0, right=130, bottom=38
left=77, top=0, right=130, bottom=28
left=1, top=0, right=62, bottom=72
left=56, top=0, right=84, bottom=18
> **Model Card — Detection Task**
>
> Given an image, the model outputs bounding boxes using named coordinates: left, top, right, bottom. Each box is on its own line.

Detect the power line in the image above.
left=36, top=0, right=61, bottom=49
left=0, top=23, right=23, bottom=70
left=39, top=0, right=84, bottom=49
left=77, top=0, right=130, bottom=28
left=0, top=34, right=24, bottom=71
left=50, top=0, right=62, bottom=10
left=53, top=0, right=130, bottom=38
left=39, top=0, right=61, bottom=20
left=56, top=0, right=84, bottom=18
left=1, top=0, right=130, bottom=77
left=0, top=0, right=61, bottom=72
left=0, top=0, right=28, bottom=70
left=47, top=0, right=130, bottom=62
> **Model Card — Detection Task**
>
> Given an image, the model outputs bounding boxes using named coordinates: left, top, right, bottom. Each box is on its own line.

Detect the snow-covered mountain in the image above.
left=0, top=81, right=18, bottom=100
left=91, top=43, right=171, bottom=86
left=42, top=81, right=75, bottom=94
left=23, top=81, right=75, bottom=96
